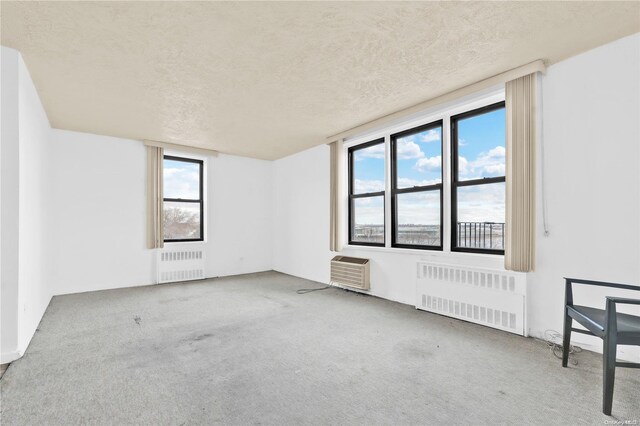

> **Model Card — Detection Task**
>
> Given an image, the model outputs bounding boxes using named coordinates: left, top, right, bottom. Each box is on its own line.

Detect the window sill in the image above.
left=163, top=240, right=206, bottom=245
left=341, top=244, right=505, bottom=269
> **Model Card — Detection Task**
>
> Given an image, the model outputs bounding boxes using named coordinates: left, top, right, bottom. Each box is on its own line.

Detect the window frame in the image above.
left=390, top=120, right=444, bottom=250
left=450, top=101, right=506, bottom=255
left=348, top=138, right=386, bottom=247
left=163, top=155, right=205, bottom=243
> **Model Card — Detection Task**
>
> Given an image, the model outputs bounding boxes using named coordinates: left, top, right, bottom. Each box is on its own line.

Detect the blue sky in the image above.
left=352, top=107, right=506, bottom=225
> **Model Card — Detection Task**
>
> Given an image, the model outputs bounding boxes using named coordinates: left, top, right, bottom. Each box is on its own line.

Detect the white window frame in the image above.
left=341, top=86, right=505, bottom=257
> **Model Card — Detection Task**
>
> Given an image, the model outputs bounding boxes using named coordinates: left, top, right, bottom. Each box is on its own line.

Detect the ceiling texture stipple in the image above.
left=1, top=1, right=639, bottom=160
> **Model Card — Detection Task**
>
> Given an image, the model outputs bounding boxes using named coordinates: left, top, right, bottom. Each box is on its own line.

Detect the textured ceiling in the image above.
left=2, top=2, right=639, bottom=160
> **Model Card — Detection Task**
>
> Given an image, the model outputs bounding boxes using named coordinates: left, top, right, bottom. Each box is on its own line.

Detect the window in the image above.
left=346, top=96, right=506, bottom=255
left=348, top=139, right=385, bottom=246
left=163, top=155, right=204, bottom=242
left=451, top=102, right=506, bottom=254
left=391, top=121, right=443, bottom=249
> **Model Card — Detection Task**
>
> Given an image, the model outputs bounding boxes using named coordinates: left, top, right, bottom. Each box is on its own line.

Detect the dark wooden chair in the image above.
left=562, top=278, right=640, bottom=415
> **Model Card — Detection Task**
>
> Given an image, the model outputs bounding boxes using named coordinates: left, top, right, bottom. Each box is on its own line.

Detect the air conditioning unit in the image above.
left=331, top=256, right=370, bottom=290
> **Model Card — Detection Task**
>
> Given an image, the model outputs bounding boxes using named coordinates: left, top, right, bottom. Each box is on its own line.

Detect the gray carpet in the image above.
left=1, top=271, right=638, bottom=425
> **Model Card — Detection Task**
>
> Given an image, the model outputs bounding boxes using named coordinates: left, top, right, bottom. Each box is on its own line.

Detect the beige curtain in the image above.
left=329, top=139, right=343, bottom=252
left=147, top=146, right=164, bottom=249
left=505, top=73, right=537, bottom=272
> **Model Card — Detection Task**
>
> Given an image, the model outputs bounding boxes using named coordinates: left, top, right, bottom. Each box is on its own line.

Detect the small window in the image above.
left=163, top=155, right=204, bottom=242
left=348, top=139, right=385, bottom=246
left=451, top=102, right=506, bottom=253
left=391, top=121, right=443, bottom=249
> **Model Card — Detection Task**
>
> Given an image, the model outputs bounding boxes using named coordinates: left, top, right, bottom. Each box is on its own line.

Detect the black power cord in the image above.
left=296, top=283, right=332, bottom=294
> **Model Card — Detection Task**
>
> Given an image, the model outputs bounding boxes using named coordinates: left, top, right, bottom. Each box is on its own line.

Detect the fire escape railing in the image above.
left=457, top=222, right=505, bottom=250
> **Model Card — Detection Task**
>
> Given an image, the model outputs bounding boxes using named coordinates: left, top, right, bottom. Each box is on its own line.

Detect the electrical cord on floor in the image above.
left=535, top=329, right=583, bottom=365
left=296, top=283, right=333, bottom=294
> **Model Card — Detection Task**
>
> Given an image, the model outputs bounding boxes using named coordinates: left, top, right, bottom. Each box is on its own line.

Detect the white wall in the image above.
left=273, top=145, right=334, bottom=283
left=1, top=47, right=54, bottom=363
left=48, top=130, right=273, bottom=296
left=47, top=130, right=155, bottom=295
left=17, top=53, right=54, bottom=352
left=273, top=33, right=640, bottom=359
left=1, top=47, right=22, bottom=363
left=528, top=33, right=640, bottom=357
left=207, top=154, right=273, bottom=277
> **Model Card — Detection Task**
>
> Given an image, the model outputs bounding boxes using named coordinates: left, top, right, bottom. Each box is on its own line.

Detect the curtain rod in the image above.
left=326, top=59, right=546, bottom=143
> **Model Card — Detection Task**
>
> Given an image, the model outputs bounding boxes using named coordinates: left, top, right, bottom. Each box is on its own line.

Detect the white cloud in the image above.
left=457, top=183, right=505, bottom=223
left=354, top=144, right=385, bottom=160
left=396, top=140, right=424, bottom=160
left=397, top=177, right=440, bottom=188
left=396, top=191, right=440, bottom=224
left=487, top=146, right=505, bottom=158
left=353, top=196, right=384, bottom=224
left=354, top=179, right=384, bottom=194
left=414, top=155, right=442, bottom=172
left=420, top=129, right=441, bottom=143
left=164, top=167, right=200, bottom=199
left=459, top=145, right=505, bottom=179
left=458, top=156, right=469, bottom=175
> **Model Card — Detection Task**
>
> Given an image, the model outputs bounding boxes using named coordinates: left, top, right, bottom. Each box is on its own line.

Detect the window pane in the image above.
left=352, top=142, right=385, bottom=195
left=164, top=159, right=201, bottom=199
left=396, top=126, right=441, bottom=189
left=455, top=182, right=505, bottom=250
left=351, top=196, right=384, bottom=244
left=396, top=191, right=440, bottom=246
left=164, top=202, right=201, bottom=240
left=456, top=107, right=505, bottom=181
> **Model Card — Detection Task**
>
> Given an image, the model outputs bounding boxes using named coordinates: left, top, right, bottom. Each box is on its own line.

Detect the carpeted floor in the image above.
left=1, top=271, right=638, bottom=425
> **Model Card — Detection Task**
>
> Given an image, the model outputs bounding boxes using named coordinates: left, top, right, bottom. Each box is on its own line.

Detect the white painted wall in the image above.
left=1, top=47, right=55, bottom=363
left=17, top=53, right=54, bottom=352
left=206, top=154, right=273, bottom=277
left=273, top=145, right=334, bottom=283
left=48, top=130, right=273, bottom=295
left=273, top=33, right=640, bottom=359
left=528, top=33, right=640, bottom=357
left=47, top=130, right=155, bottom=295
left=1, top=47, right=22, bottom=363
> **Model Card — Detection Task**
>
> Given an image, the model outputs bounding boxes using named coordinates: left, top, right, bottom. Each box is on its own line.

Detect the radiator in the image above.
left=157, top=247, right=206, bottom=284
left=416, top=262, right=527, bottom=336
left=331, top=256, right=370, bottom=290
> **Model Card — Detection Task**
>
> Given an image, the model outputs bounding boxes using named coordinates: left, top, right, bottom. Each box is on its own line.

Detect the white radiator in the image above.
left=416, top=262, right=527, bottom=336
left=157, top=247, right=206, bottom=284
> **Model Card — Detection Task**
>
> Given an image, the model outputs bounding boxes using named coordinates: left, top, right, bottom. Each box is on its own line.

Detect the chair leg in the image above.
left=602, top=335, right=617, bottom=416
left=562, top=308, right=572, bottom=367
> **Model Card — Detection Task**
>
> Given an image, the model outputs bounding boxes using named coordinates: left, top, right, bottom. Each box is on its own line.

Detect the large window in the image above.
left=163, top=155, right=204, bottom=242
left=451, top=102, right=506, bottom=254
left=391, top=121, right=443, bottom=249
left=346, top=97, right=506, bottom=255
left=348, top=139, right=385, bottom=246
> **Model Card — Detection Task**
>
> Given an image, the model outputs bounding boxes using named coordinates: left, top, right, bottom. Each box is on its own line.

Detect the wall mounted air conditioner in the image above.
left=331, top=256, right=370, bottom=290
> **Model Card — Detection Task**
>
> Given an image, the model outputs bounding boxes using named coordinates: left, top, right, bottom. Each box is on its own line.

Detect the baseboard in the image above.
left=0, top=349, right=22, bottom=365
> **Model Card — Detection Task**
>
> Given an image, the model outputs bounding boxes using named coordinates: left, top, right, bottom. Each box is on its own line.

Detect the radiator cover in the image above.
left=157, top=247, right=205, bottom=284
left=416, top=262, right=527, bottom=336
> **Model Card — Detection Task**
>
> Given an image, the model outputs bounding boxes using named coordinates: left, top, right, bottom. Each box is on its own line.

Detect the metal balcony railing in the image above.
left=457, top=222, right=505, bottom=250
